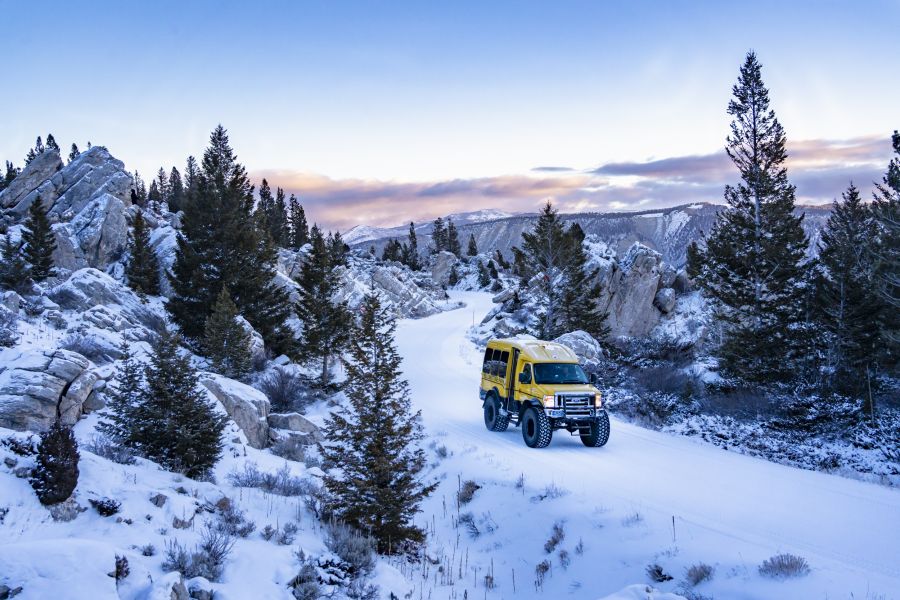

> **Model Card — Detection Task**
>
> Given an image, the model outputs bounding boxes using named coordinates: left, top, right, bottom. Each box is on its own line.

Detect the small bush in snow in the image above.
left=259, top=367, right=310, bottom=413
left=458, top=512, right=479, bottom=538
left=30, top=421, right=79, bottom=506
left=84, top=434, right=136, bottom=465
left=0, top=307, right=19, bottom=347
left=534, top=559, right=551, bottom=588
left=261, top=524, right=278, bottom=541
left=278, top=522, right=299, bottom=545
left=1, top=434, right=38, bottom=456
left=325, top=522, right=376, bottom=578
left=434, top=445, right=448, bottom=459
left=457, top=480, right=480, bottom=505
left=213, top=497, right=255, bottom=538
left=685, top=562, right=714, bottom=586
left=113, top=555, right=129, bottom=582
left=575, top=538, right=584, bottom=555
left=758, top=553, right=810, bottom=579
left=515, top=473, right=525, bottom=489
left=289, top=550, right=322, bottom=600
left=647, top=563, right=673, bottom=582
left=227, top=462, right=310, bottom=496
left=621, top=511, right=644, bottom=527
left=558, top=549, right=570, bottom=569
left=543, top=522, right=565, bottom=554
left=162, top=524, right=234, bottom=582
left=140, top=543, right=156, bottom=557
left=89, top=497, right=121, bottom=517
left=531, top=482, right=567, bottom=502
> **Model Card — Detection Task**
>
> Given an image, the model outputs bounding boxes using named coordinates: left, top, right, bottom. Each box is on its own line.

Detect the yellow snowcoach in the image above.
left=479, top=338, right=609, bottom=448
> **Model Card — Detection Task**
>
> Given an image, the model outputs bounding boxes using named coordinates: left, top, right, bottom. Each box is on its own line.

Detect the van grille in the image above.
left=561, top=394, right=593, bottom=418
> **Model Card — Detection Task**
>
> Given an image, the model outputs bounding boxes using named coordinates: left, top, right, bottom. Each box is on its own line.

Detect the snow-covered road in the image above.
left=396, top=291, right=900, bottom=599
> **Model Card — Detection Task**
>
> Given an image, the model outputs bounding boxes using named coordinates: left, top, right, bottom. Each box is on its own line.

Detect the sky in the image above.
left=1, top=0, right=898, bottom=231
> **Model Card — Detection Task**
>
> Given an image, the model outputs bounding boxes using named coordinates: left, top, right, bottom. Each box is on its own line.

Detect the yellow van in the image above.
left=479, top=338, right=610, bottom=448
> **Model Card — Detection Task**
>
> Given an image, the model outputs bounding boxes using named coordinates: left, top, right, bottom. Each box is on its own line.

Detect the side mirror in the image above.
left=518, top=372, right=531, bottom=385
left=589, top=373, right=598, bottom=385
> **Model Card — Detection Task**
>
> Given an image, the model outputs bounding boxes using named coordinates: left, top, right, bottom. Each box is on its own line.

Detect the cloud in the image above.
left=252, top=135, right=894, bottom=231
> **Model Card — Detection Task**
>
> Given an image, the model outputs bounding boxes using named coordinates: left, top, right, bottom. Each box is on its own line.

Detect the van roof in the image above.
left=488, top=338, right=579, bottom=363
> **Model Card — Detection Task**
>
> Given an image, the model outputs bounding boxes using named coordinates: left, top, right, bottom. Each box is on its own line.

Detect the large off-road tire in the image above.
left=483, top=394, right=510, bottom=432
left=521, top=406, right=552, bottom=448
left=580, top=411, right=611, bottom=447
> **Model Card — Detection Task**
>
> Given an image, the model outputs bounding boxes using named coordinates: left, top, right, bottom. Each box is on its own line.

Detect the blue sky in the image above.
left=2, top=1, right=898, bottom=229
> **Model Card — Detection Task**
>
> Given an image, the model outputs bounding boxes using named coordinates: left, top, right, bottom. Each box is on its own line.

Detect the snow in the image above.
left=394, top=291, right=900, bottom=599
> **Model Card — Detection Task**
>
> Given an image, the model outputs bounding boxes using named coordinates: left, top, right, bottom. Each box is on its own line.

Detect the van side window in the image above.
left=494, top=350, right=509, bottom=379
left=482, top=348, right=494, bottom=374
left=522, top=363, right=532, bottom=383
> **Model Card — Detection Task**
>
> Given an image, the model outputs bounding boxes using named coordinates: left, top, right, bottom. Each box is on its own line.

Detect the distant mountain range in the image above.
left=346, top=203, right=832, bottom=268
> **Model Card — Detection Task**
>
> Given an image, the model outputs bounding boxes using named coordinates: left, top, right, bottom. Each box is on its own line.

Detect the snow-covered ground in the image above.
left=396, top=291, right=900, bottom=599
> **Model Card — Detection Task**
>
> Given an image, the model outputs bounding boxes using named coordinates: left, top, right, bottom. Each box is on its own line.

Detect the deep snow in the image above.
left=397, top=291, right=900, bottom=599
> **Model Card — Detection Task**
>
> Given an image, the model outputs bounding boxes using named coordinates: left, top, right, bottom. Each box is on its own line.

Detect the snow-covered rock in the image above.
left=596, top=585, right=686, bottom=600
left=0, top=348, right=94, bottom=431
left=268, top=412, right=323, bottom=444
left=335, top=256, right=449, bottom=319
left=236, top=316, right=266, bottom=365
left=653, top=287, right=676, bottom=314
left=553, top=330, right=604, bottom=366
left=652, top=291, right=713, bottom=348
left=200, top=374, right=270, bottom=449
left=600, top=242, right=664, bottom=338
left=430, top=250, right=457, bottom=287
left=0, top=150, right=64, bottom=215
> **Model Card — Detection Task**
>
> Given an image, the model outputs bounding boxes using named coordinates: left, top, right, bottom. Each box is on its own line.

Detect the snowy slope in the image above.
left=395, top=292, right=900, bottom=599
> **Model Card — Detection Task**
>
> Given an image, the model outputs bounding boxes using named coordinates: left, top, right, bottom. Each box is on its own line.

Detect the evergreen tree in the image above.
left=147, top=180, right=161, bottom=205
left=692, top=52, right=809, bottom=382
left=97, top=342, right=143, bottom=446
left=2, top=161, right=18, bottom=191
left=560, top=227, right=609, bottom=339
left=816, top=184, right=882, bottom=396
left=132, top=171, right=147, bottom=206
left=488, top=259, right=499, bottom=279
left=126, top=330, right=227, bottom=478
left=381, top=239, right=403, bottom=262
left=156, top=167, right=170, bottom=205
left=467, top=234, right=478, bottom=257
left=477, top=261, right=491, bottom=288
left=288, top=195, right=309, bottom=249
left=256, top=178, right=274, bottom=224
left=494, top=249, right=509, bottom=270
left=431, top=217, right=447, bottom=254
left=24, top=136, right=44, bottom=165
left=448, top=263, right=459, bottom=286
left=446, top=219, right=461, bottom=256
left=328, top=231, right=348, bottom=266
left=30, top=421, right=79, bottom=506
left=402, top=222, right=420, bottom=270
left=321, top=294, right=436, bottom=553
left=184, top=156, right=200, bottom=195
left=68, top=143, right=80, bottom=163
left=270, top=187, right=288, bottom=246
left=125, top=210, right=161, bottom=296
left=167, top=125, right=294, bottom=355
left=521, top=201, right=569, bottom=338
left=22, top=198, right=57, bottom=281
left=45, top=133, right=60, bottom=152
left=871, top=130, right=900, bottom=361
left=0, top=233, right=29, bottom=292
left=168, top=167, right=184, bottom=212
left=202, top=287, right=252, bottom=380
left=296, top=226, right=352, bottom=387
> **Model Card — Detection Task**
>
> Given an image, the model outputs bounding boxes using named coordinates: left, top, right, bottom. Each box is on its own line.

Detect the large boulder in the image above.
left=0, top=150, right=64, bottom=215
left=430, top=251, right=457, bottom=287
left=268, top=412, right=323, bottom=443
left=601, top=243, right=664, bottom=338
left=653, top=288, right=677, bottom=314
left=0, top=349, right=94, bottom=431
left=200, top=374, right=270, bottom=449
left=49, top=268, right=167, bottom=335
left=553, top=330, right=604, bottom=367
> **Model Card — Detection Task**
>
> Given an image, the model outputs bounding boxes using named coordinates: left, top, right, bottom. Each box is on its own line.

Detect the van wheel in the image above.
left=484, top=395, right=509, bottom=432
left=581, top=411, right=610, bottom=447
left=521, top=406, right=552, bottom=448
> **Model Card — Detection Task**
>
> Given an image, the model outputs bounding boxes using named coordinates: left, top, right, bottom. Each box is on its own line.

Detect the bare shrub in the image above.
left=544, top=521, right=565, bottom=553
left=558, top=549, right=570, bottom=569
left=758, top=553, right=810, bottom=579
left=214, top=497, right=255, bottom=538
left=685, top=562, right=714, bottom=586
left=458, top=512, right=480, bottom=538
left=278, top=522, right=298, bottom=545
left=289, top=551, right=321, bottom=600
left=140, top=543, right=156, bottom=557
left=163, top=524, right=234, bottom=582
left=647, top=563, right=673, bottom=582
left=260, top=524, right=278, bottom=541
left=84, top=434, right=135, bottom=465
left=325, top=521, right=376, bottom=578
left=114, top=555, right=129, bottom=582
left=435, top=445, right=448, bottom=459
left=59, top=332, right=120, bottom=364
left=621, top=512, right=644, bottom=527
left=534, top=559, right=551, bottom=588
left=457, top=480, right=480, bottom=505
left=531, top=482, right=567, bottom=502
left=574, top=538, right=584, bottom=555
left=258, top=367, right=310, bottom=413
left=89, top=497, right=121, bottom=516
left=227, top=462, right=310, bottom=496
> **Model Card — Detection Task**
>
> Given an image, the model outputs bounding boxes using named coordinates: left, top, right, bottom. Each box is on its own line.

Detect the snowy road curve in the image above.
left=396, top=291, right=900, bottom=599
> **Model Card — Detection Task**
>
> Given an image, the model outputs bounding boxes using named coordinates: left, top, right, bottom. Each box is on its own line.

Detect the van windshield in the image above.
left=533, top=363, right=588, bottom=385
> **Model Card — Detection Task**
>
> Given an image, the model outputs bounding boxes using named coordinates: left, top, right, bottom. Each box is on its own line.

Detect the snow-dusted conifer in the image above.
left=22, top=197, right=57, bottom=281
left=30, top=421, right=79, bottom=505
left=125, top=210, right=161, bottom=296
left=202, top=287, right=252, bottom=380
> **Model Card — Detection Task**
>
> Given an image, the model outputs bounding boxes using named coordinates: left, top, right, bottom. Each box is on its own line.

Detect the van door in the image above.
left=505, top=348, right=519, bottom=410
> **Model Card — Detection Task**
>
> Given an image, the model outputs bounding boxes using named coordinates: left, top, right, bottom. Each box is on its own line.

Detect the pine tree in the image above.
left=382, top=239, right=403, bottom=262
left=271, top=187, right=288, bottom=246
left=147, top=180, right=161, bottom=205
left=448, top=264, right=459, bottom=286
left=431, top=217, right=447, bottom=254
left=328, top=231, right=348, bottom=266
left=1, top=161, right=18, bottom=191
left=97, top=343, right=144, bottom=446
left=402, top=222, right=420, bottom=270
left=22, top=197, right=57, bottom=281
left=816, top=183, right=882, bottom=396
left=132, top=171, right=147, bottom=207
left=127, top=330, right=227, bottom=478
left=692, top=52, right=809, bottom=382
left=45, top=133, right=60, bottom=152
left=124, top=210, right=161, bottom=296
left=184, top=156, right=200, bottom=195
left=321, top=294, right=436, bottom=552
left=477, top=261, right=491, bottom=288
left=871, top=130, right=900, bottom=363
left=168, top=167, right=184, bottom=212
left=0, top=233, right=29, bottom=292
left=446, top=219, right=461, bottom=256
left=24, top=136, right=44, bottom=165
left=68, top=143, right=80, bottom=163
left=30, top=421, right=79, bottom=505
left=467, top=234, right=478, bottom=257
left=167, top=125, right=294, bottom=355
left=488, top=259, right=499, bottom=279
left=521, top=201, right=569, bottom=338
left=256, top=179, right=274, bottom=225
left=560, top=227, right=609, bottom=339
left=202, top=287, right=252, bottom=380
left=494, top=249, right=509, bottom=270
left=288, top=195, right=309, bottom=249
left=296, top=226, right=352, bottom=387
left=156, top=167, right=170, bottom=205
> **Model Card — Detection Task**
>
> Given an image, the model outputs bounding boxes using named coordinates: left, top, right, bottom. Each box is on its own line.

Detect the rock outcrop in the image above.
left=599, top=242, right=664, bottom=338
left=430, top=251, right=457, bottom=287
left=0, top=349, right=95, bottom=431
left=200, top=374, right=270, bottom=449
left=553, top=331, right=604, bottom=367
left=268, top=412, right=323, bottom=444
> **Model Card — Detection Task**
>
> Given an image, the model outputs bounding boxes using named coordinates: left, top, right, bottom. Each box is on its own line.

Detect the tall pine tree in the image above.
left=30, top=421, right=79, bottom=506
left=168, top=166, right=184, bottom=212
left=467, top=234, right=478, bottom=257
left=0, top=232, right=29, bottom=292
left=288, top=195, right=309, bottom=249
left=125, top=210, right=161, bottom=296
left=97, top=342, right=144, bottom=447
left=22, top=198, right=57, bottom=281
left=167, top=125, right=294, bottom=355
left=202, top=287, right=252, bottom=380
left=692, top=52, right=809, bottom=382
left=870, top=130, right=900, bottom=365
left=560, top=224, right=609, bottom=339
left=296, top=226, right=351, bottom=387
left=402, top=222, right=420, bottom=270
left=446, top=219, right=461, bottom=256
left=815, top=183, right=882, bottom=397
left=521, top=201, right=569, bottom=338
left=431, top=217, right=447, bottom=254
left=321, top=294, right=435, bottom=553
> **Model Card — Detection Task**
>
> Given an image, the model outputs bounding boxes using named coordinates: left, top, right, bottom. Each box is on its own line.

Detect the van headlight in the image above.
left=594, top=393, right=602, bottom=408
left=542, top=395, right=555, bottom=408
